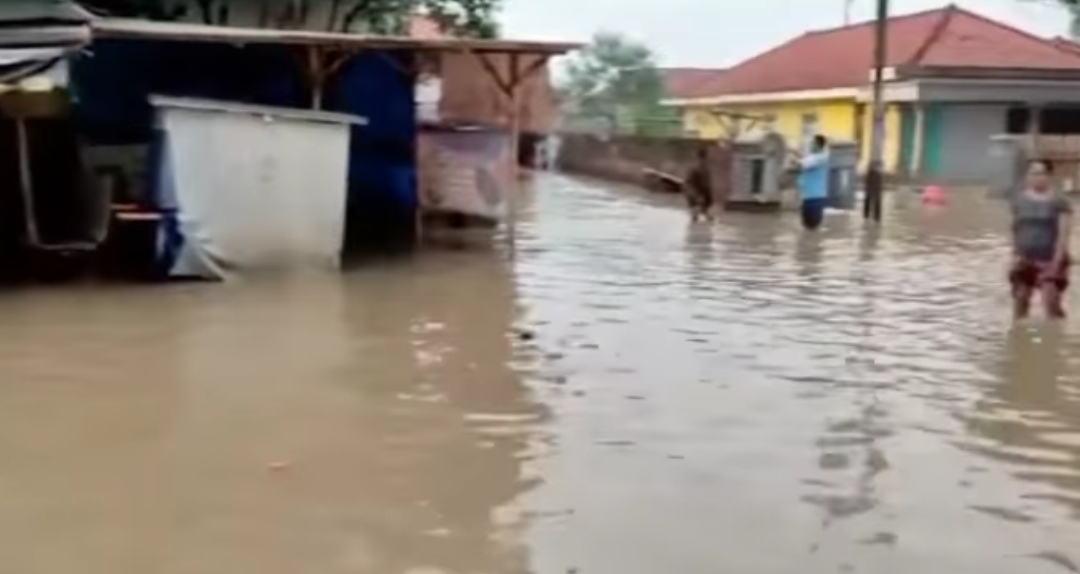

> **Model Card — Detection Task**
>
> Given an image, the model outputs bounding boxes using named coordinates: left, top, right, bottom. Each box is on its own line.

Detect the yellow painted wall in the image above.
left=680, top=99, right=903, bottom=173
left=858, top=104, right=903, bottom=173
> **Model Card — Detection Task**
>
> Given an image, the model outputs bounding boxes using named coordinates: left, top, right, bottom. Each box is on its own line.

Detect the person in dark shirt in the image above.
left=1009, top=159, right=1073, bottom=319
left=684, top=146, right=714, bottom=222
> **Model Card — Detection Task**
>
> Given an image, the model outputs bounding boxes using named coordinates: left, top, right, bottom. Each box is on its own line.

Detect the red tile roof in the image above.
left=1051, top=36, right=1080, bottom=55
left=691, top=4, right=1080, bottom=98
left=661, top=67, right=727, bottom=99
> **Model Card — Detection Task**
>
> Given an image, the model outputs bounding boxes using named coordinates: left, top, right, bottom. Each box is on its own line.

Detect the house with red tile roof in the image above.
left=664, top=5, right=1080, bottom=181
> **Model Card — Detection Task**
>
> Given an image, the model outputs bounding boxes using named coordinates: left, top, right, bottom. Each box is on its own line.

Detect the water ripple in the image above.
left=515, top=174, right=1080, bottom=574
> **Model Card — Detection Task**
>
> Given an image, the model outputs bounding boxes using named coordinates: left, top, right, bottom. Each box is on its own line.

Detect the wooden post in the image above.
left=15, top=118, right=40, bottom=245
left=307, top=46, right=324, bottom=110
left=910, top=103, right=925, bottom=177
left=507, top=53, right=521, bottom=256
left=473, top=51, right=551, bottom=256
left=864, top=0, right=888, bottom=222
left=1027, top=104, right=1042, bottom=157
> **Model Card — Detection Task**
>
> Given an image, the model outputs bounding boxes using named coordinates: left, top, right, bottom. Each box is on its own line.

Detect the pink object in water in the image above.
left=267, top=460, right=292, bottom=473
left=922, top=184, right=947, bottom=204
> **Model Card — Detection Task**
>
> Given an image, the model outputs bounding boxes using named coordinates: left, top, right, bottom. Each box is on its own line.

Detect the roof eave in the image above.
left=662, top=86, right=862, bottom=106
left=90, top=18, right=582, bottom=56
left=897, top=64, right=1080, bottom=82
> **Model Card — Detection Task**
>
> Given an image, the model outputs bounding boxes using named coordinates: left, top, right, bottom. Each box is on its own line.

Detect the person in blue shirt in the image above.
left=797, top=134, right=831, bottom=230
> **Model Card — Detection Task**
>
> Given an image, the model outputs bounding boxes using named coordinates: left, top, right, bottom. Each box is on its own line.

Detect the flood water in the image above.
left=1, top=174, right=1079, bottom=573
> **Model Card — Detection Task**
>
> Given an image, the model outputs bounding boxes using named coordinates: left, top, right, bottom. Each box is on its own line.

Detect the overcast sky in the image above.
left=500, top=0, right=1069, bottom=68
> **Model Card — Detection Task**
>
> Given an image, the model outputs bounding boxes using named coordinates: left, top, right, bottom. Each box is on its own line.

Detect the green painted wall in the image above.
left=922, top=104, right=944, bottom=177
left=898, top=105, right=915, bottom=175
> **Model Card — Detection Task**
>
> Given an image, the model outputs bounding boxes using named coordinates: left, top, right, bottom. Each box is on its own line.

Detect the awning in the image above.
left=0, top=47, right=74, bottom=89
left=0, top=1, right=91, bottom=49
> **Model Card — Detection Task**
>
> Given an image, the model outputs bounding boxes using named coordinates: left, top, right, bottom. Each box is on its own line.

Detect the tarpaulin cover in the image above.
left=153, top=97, right=357, bottom=280
left=419, top=124, right=510, bottom=221
left=324, top=51, right=418, bottom=253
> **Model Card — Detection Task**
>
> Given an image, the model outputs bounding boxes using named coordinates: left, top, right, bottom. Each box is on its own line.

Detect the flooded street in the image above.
left=2, top=173, right=1079, bottom=573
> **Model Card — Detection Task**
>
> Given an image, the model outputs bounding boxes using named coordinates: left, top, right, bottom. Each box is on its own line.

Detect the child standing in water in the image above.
left=1010, top=160, right=1073, bottom=319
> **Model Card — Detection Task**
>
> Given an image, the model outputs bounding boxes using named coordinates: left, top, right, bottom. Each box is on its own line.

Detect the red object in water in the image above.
left=922, top=185, right=947, bottom=204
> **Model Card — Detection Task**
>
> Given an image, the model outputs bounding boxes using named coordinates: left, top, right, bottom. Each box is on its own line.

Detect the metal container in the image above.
left=724, top=132, right=786, bottom=211
left=827, top=140, right=859, bottom=210
left=987, top=135, right=1028, bottom=200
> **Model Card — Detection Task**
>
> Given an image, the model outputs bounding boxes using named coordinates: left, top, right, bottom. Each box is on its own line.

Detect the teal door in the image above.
left=922, top=104, right=944, bottom=177
left=898, top=105, right=915, bottom=175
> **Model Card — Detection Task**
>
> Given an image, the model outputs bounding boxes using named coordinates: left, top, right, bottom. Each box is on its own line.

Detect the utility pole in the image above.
left=864, top=0, right=888, bottom=222
left=843, top=0, right=854, bottom=25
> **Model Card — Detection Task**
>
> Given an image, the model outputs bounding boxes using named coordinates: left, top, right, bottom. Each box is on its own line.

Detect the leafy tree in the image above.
left=557, top=32, right=666, bottom=134
left=1023, top=0, right=1080, bottom=38
left=79, top=0, right=500, bottom=36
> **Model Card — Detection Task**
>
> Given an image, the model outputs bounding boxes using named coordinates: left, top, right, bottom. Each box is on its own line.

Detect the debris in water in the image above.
left=516, top=329, right=536, bottom=341
left=267, top=460, right=292, bottom=472
left=859, top=532, right=898, bottom=546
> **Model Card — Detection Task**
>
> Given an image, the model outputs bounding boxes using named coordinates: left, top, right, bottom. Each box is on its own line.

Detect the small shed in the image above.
left=150, top=96, right=365, bottom=280
left=0, top=0, right=99, bottom=280
left=82, top=19, right=579, bottom=256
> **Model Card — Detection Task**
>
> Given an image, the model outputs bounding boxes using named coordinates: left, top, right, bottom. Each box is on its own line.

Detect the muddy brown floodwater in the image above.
left=1, top=174, right=1079, bottom=573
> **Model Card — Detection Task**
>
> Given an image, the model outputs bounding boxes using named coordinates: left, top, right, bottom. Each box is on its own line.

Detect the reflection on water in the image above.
left=1, top=174, right=1080, bottom=573
left=0, top=256, right=540, bottom=573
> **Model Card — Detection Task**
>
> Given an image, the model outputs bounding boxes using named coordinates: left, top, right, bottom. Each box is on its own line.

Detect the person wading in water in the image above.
left=1010, top=159, right=1073, bottom=319
left=796, top=134, right=830, bottom=230
left=684, top=146, right=714, bottom=222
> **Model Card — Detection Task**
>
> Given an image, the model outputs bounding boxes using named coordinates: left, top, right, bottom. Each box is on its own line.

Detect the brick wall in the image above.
left=438, top=52, right=556, bottom=134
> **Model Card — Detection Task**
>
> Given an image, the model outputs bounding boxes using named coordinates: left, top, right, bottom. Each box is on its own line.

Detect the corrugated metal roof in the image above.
left=0, top=0, right=91, bottom=24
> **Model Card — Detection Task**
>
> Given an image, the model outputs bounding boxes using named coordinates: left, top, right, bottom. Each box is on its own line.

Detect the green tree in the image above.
left=79, top=0, right=500, bottom=36
left=557, top=31, right=668, bottom=135
left=1023, top=0, right=1080, bottom=38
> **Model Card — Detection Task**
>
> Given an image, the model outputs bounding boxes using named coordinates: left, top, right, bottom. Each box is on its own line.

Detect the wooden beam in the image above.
left=298, top=46, right=359, bottom=110
left=468, top=50, right=555, bottom=257
left=306, top=45, right=324, bottom=109
left=475, top=51, right=513, bottom=96
left=506, top=52, right=521, bottom=257
left=512, top=54, right=551, bottom=92
left=15, top=118, right=39, bottom=245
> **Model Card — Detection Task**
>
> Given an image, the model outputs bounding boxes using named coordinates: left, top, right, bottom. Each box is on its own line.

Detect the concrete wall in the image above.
left=558, top=133, right=706, bottom=185
left=557, top=133, right=743, bottom=203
